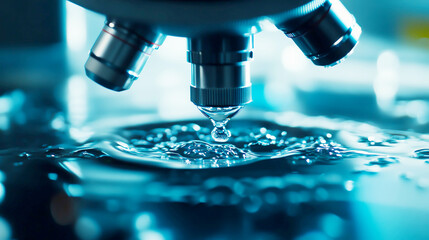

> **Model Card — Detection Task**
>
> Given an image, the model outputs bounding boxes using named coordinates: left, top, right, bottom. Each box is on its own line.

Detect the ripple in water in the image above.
left=414, top=149, right=429, bottom=159
left=366, top=157, right=399, bottom=167
left=85, top=121, right=363, bottom=169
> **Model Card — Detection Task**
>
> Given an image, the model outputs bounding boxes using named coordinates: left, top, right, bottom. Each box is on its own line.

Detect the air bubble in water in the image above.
left=90, top=121, right=367, bottom=169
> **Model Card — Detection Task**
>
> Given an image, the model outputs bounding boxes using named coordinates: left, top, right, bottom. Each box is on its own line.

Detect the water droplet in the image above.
left=211, top=124, right=231, bottom=143
left=198, top=106, right=242, bottom=142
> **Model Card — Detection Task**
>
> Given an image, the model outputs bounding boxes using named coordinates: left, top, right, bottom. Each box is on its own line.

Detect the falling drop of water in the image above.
left=198, top=106, right=242, bottom=142
left=211, top=124, right=231, bottom=143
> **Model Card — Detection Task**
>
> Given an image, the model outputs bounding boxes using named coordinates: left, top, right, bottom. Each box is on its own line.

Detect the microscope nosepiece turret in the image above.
left=75, top=0, right=361, bottom=122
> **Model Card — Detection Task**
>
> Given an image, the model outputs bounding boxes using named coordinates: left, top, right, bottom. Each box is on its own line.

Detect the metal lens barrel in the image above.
left=85, top=20, right=165, bottom=91
left=278, top=0, right=361, bottom=66
left=188, top=35, right=253, bottom=107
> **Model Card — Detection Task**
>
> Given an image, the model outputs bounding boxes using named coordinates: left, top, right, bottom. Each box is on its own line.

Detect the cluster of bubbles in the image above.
left=13, top=121, right=428, bottom=173
left=105, top=123, right=356, bottom=168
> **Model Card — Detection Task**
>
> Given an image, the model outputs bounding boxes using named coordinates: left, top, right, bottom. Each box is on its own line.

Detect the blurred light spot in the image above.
left=135, top=212, right=155, bottom=230
left=258, top=19, right=277, bottom=32
left=0, top=96, right=12, bottom=114
left=0, top=171, right=5, bottom=182
left=0, top=217, right=11, bottom=240
left=243, top=196, right=262, bottom=213
left=281, top=45, right=308, bottom=72
left=66, top=2, right=87, bottom=51
left=51, top=114, right=67, bottom=131
left=286, top=191, right=302, bottom=204
left=417, top=178, right=429, bottom=189
left=64, top=184, right=84, bottom=197
left=139, top=230, right=166, bottom=240
left=404, top=100, right=429, bottom=124
left=314, top=187, right=329, bottom=201
left=374, top=50, right=400, bottom=112
left=48, top=173, right=58, bottom=181
left=69, top=127, right=93, bottom=143
left=264, top=192, right=278, bottom=204
left=210, top=191, right=225, bottom=205
left=377, top=50, right=400, bottom=72
left=344, top=180, right=354, bottom=191
left=67, top=75, right=88, bottom=127
left=106, top=199, right=121, bottom=212
left=0, top=184, right=5, bottom=204
left=294, top=231, right=329, bottom=240
left=75, top=216, right=101, bottom=240
left=319, top=213, right=344, bottom=238
left=0, top=116, right=10, bottom=131
left=157, top=37, right=186, bottom=60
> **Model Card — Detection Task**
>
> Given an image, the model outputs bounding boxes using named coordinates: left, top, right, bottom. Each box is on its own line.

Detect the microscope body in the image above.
left=69, top=0, right=361, bottom=115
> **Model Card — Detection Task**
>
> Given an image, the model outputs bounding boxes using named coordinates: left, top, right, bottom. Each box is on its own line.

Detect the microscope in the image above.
left=70, top=0, right=361, bottom=126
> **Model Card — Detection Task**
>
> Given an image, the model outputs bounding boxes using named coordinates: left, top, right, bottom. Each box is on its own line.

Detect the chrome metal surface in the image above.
left=278, top=0, right=361, bottom=66
left=85, top=20, right=165, bottom=91
left=188, top=35, right=253, bottom=107
left=73, top=0, right=360, bottom=116
left=68, top=0, right=321, bottom=36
